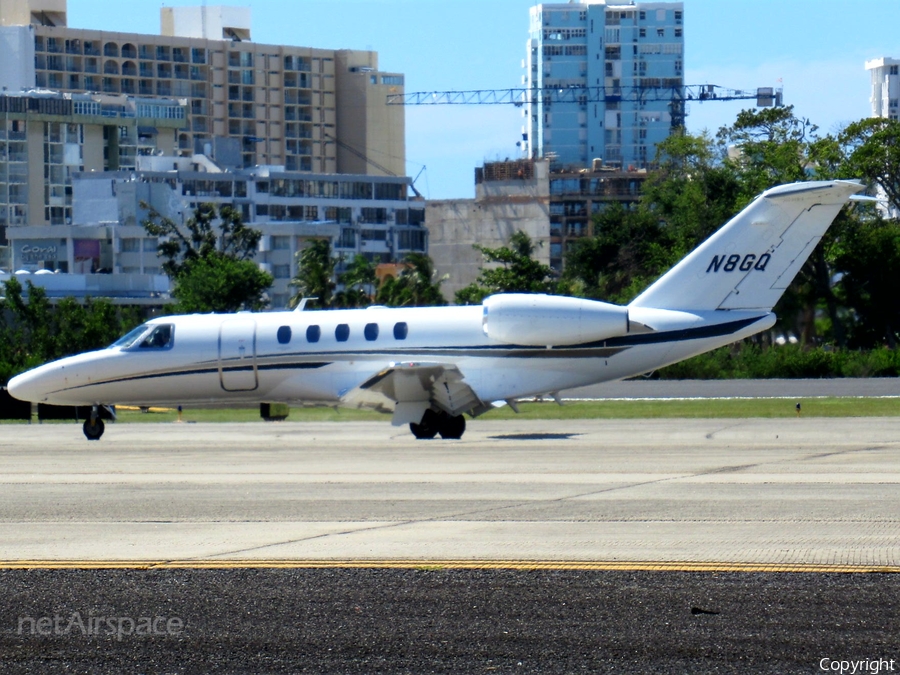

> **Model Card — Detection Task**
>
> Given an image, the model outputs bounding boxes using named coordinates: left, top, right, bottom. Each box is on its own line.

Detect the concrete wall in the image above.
left=334, top=50, right=405, bottom=178
left=426, top=160, right=552, bottom=302
left=0, top=26, right=35, bottom=92
left=0, top=0, right=66, bottom=27
left=426, top=198, right=550, bottom=303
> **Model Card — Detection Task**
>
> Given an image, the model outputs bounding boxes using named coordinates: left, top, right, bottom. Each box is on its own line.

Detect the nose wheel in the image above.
left=82, top=405, right=112, bottom=440
left=83, top=417, right=105, bottom=440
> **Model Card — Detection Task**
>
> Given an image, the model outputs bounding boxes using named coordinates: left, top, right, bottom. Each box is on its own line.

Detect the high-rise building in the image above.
left=0, top=0, right=405, bottom=176
left=866, top=57, right=900, bottom=121
left=524, top=0, right=683, bottom=170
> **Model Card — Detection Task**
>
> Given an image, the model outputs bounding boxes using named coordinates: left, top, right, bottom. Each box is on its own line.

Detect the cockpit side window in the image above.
left=138, top=324, right=174, bottom=349
left=111, top=324, right=152, bottom=349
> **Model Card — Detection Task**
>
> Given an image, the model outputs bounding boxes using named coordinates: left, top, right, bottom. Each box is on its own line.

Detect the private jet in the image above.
left=8, top=179, right=865, bottom=440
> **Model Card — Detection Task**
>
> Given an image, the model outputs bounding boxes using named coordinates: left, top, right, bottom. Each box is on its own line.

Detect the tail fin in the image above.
left=629, top=180, right=864, bottom=312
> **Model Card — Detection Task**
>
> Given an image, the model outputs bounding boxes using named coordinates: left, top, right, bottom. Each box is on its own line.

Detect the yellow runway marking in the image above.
left=2, top=560, right=899, bottom=573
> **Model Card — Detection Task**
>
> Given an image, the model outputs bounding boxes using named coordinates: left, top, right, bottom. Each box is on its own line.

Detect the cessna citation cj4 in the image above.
left=9, top=180, right=865, bottom=440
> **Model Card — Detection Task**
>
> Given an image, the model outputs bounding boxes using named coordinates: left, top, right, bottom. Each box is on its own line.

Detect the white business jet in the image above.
left=8, top=180, right=864, bottom=440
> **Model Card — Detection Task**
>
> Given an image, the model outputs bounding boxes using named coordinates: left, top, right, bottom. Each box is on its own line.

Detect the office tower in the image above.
left=525, top=0, right=683, bottom=170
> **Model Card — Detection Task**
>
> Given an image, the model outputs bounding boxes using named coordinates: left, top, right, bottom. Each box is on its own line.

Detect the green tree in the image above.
left=289, top=239, right=337, bottom=309
left=642, top=129, right=741, bottom=252
left=335, top=254, right=377, bottom=308
left=170, top=255, right=273, bottom=313
left=376, top=253, right=447, bottom=307
left=455, top=231, right=555, bottom=305
left=143, top=202, right=272, bottom=313
left=561, top=204, right=679, bottom=304
left=717, top=105, right=819, bottom=202
left=0, top=278, right=140, bottom=384
left=833, top=215, right=900, bottom=348
left=839, top=117, right=900, bottom=213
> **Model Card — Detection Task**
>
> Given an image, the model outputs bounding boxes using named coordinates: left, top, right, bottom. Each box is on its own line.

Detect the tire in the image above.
left=438, top=414, right=466, bottom=440
left=409, top=409, right=440, bottom=440
left=83, top=417, right=105, bottom=441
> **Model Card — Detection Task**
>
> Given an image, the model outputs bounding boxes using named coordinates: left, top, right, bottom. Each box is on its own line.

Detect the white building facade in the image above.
left=867, top=57, right=900, bottom=121
left=12, top=165, right=427, bottom=308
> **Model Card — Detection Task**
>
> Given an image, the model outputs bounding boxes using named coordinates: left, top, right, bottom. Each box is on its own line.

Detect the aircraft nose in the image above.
left=7, top=369, right=43, bottom=403
left=7, top=363, right=63, bottom=403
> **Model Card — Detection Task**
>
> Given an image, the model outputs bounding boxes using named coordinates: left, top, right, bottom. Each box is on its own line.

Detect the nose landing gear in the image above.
left=82, top=405, right=114, bottom=440
left=83, top=416, right=105, bottom=441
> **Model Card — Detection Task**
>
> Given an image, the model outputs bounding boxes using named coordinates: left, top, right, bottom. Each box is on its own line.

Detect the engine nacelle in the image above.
left=482, top=294, right=630, bottom=346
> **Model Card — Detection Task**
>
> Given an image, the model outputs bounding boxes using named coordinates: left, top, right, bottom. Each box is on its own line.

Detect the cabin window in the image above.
left=306, top=325, right=321, bottom=343
left=277, top=326, right=292, bottom=344
left=393, top=322, right=408, bottom=340
left=335, top=324, right=350, bottom=342
left=364, top=323, right=379, bottom=341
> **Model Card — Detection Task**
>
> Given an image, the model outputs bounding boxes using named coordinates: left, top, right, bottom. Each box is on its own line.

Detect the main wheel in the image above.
left=438, top=414, right=466, bottom=440
left=83, top=417, right=105, bottom=441
left=409, top=409, right=440, bottom=440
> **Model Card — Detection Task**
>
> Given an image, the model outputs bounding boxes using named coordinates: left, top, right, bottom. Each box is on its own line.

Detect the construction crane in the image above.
left=387, top=84, right=783, bottom=129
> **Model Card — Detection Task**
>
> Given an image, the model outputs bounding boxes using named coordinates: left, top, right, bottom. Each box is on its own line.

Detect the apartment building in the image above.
left=15, top=165, right=427, bottom=308
left=0, top=90, right=186, bottom=270
left=524, top=0, right=683, bottom=170
left=0, top=0, right=405, bottom=176
left=867, top=57, right=900, bottom=121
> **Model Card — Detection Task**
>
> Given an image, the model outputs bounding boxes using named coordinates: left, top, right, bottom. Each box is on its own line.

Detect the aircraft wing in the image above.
left=341, top=362, right=490, bottom=426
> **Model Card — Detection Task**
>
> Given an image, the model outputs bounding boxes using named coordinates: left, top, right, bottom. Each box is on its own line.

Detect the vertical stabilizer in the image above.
left=629, top=180, right=864, bottom=312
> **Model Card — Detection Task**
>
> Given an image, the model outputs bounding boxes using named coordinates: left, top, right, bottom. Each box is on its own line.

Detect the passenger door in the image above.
left=219, top=318, right=258, bottom=392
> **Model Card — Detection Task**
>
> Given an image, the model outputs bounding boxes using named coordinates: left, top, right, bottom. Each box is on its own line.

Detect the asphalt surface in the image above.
left=2, top=568, right=898, bottom=674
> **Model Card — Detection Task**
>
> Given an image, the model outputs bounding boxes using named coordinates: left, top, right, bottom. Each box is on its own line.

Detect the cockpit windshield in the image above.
left=110, top=323, right=175, bottom=350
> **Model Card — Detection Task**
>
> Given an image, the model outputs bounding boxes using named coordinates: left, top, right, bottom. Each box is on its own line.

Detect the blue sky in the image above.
left=69, top=0, right=900, bottom=199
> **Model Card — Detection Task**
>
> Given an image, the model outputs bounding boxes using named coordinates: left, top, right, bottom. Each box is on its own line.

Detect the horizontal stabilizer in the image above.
left=629, top=180, right=865, bottom=312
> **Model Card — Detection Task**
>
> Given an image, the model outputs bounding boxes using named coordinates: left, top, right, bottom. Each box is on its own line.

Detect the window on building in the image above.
left=273, top=264, right=291, bottom=279
left=360, top=208, right=387, bottom=224
left=271, top=236, right=290, bottom=250
left=361, top=229, right=387, bottom=241
left=338, top=228, right=357, bottom=248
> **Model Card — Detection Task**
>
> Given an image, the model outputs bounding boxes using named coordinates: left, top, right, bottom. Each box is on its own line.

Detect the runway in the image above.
left=1, top=417, right=899, bottom=567
left=2, top=418, right=899, bottom=672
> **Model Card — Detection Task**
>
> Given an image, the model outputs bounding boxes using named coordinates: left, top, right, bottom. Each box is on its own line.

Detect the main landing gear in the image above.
left=409, top=409, right=466, bottom=440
